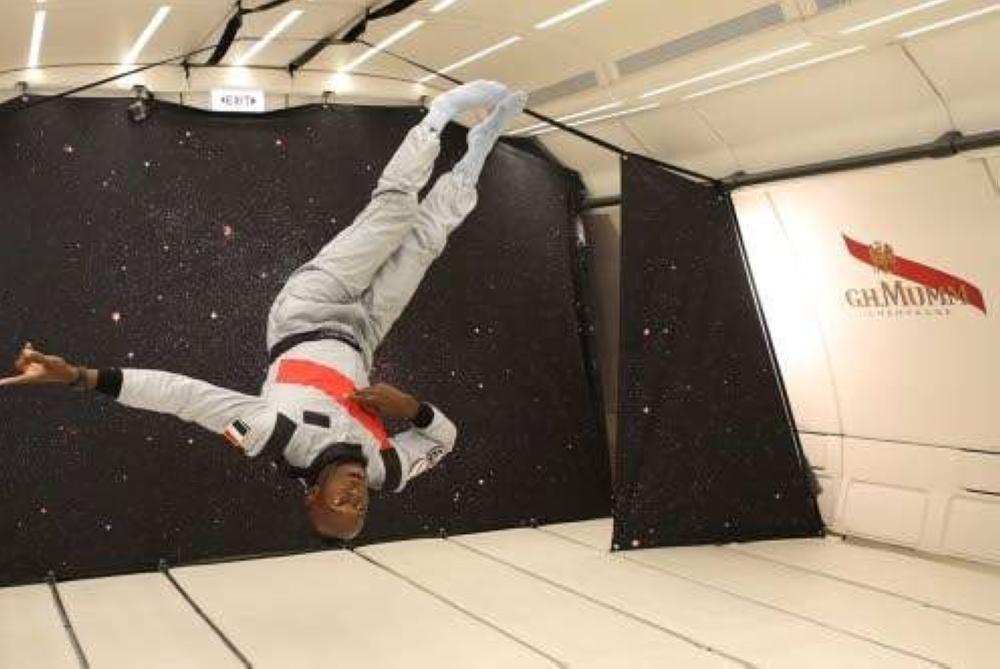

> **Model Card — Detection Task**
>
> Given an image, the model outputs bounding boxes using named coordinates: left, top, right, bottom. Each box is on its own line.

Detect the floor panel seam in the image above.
left=724, top=545, right=1000, bottom=626
left=620, top=555, right=949, bottom=668
left=160, top=565, right=253, bottom=668
left=450, top=535, right=756, bottom=669
left=46, top=573, right=91, bottom=669
left=353, top=547, right=567, bottom=669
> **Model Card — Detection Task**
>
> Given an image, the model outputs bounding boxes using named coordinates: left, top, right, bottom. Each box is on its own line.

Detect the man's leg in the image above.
left=358, top=92, right=527, bottom=353
left=266, top=81, right=509, bottom=352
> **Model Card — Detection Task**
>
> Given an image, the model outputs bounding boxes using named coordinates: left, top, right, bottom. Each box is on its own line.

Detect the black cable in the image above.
left=4, top=44, right=219, bottom=114
left=359, top=39, right=721, bottom=186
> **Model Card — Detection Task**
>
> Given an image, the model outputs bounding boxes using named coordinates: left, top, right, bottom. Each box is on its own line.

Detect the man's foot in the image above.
left=425, top=80, right=509, bottom=133
left=454, top=91, right=528, bottom=182
left=468, top=91, right=527, bottom=148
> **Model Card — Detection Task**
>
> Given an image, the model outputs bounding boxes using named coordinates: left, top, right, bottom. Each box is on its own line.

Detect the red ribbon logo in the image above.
left=843, top=235, right=986, bottom=314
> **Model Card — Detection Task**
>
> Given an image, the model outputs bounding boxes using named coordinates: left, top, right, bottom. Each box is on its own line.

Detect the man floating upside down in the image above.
left=1, top=80, right=527, bottom=542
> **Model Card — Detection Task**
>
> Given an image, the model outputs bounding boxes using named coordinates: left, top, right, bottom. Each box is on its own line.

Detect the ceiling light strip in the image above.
left=535, top=0, right=609, bottom=30
left=418, top=35, right=521, bottom=83
left=124, top=6, right=172, bottom=65
left=683, top=45, right=866, bottom=100
left=898, top=2, right=1000, bottom=38
left=530, top=102, right=661, bottom=136
left=28, top=9, right=46, bottom=69
left=841, top=0, right=950, bottom=34
left=510, top=101, right=623, bottom=134
left=639, top=41, right=812, bottom=99
left=430, top=0, right=461, bottom=12
left=342, top=19, right=425, bottom=72
left=236, top=9, right=304, bottom=66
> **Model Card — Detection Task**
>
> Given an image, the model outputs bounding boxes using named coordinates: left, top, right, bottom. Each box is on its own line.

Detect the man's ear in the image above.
left=305, top=485, right=319, bottom=506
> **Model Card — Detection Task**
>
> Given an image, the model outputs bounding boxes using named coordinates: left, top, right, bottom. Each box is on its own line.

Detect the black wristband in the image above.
left=95, top=368, right=123, bottom=398
left=412, top=402, right=434, bottom=429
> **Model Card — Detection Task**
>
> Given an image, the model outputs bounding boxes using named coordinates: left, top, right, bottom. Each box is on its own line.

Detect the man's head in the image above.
left=305, top=461, right=369, bottom=541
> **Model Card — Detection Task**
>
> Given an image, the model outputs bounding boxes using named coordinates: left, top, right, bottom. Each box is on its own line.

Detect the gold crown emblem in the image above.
left=869, top=241, right=896, bottom=274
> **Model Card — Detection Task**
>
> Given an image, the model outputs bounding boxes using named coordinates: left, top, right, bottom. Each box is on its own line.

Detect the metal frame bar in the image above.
left=583, top=128, right=1000, bottom=209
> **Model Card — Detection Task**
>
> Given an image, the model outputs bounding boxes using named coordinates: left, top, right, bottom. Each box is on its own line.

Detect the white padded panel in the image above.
left=902, top=9, right=1000, bottom=133
left=444, top=0, right=772, bottom=66
left=734, top=536, right=1000, bottom=623
left=732, top=189, right=843, bottom=433
left=762, top=156, right=1000, bottom=450
left=361, top=537, right=738, bottom=668
left=941, top=494, right=1000, bottom=564
left=693, top=47, right=949, bottom=172
left=0, top=585, right=77, bottom=669
left=620, top=106, right=740, bottom=178
left=456, top=528, right=934, bottom=667
left=172, top=550, right=553, bottom=669
left=625, top=544, right=999, bottom=668
left=58, top=572, right=242, bottom=669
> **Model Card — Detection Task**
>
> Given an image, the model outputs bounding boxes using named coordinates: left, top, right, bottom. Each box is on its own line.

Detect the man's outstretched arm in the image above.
left=1, top=342, right=284, bottom=456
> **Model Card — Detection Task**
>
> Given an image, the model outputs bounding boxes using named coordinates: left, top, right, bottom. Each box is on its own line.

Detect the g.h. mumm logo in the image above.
left=842, top=235, right=987, bottom=317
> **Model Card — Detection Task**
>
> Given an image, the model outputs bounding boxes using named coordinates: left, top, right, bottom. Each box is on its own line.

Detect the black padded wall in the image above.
left=614, top=155, right=821, bottom=550
left=0, top=98, right=610, bottom=586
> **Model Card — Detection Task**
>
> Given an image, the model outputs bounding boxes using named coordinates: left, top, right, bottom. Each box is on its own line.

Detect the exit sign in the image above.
left=211, top=89, right=266, bottom=113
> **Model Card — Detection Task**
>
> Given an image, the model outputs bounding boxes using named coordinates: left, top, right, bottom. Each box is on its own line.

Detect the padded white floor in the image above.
left=3, top=519, right=999, bottom=668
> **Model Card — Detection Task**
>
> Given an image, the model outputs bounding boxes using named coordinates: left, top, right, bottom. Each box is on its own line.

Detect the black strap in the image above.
left=207, top=11, right=244, bottom=66
left=268, top=329, right=362, bottom=364
left=380, top=448, right=402, bottom=492
left=259, top=412, right=297, bottom=462
left=95, top=368, right=124, bottom=398
left=207, top=0, right=300, bottom=66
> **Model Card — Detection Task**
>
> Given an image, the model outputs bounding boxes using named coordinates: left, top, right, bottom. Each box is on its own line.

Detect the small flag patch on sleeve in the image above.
left=224, top=419, right=252, bottom=449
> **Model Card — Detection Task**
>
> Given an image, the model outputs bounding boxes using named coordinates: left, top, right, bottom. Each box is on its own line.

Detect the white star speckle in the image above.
left=642, top=406, right=650, bottom=415
left=127, top=352, right=135, bottom=360
left=210, top=311, right=219, bottom=320
left=62, top=144, right=74, bottom=154
left=643, top=328, right=651, bottom=336
left=478, top=478, right=485, bottom=485
left=110, top=311, right=122, bottom=323
left=631, top=538, right=641, bottom=547
left=143, top=160, right=151, bottom=168
left=223, top=225, right=234, bottom=239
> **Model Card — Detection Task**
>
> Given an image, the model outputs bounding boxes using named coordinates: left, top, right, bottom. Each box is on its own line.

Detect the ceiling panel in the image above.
left=690, top=46, right=951, bottom=172
left=619, top=106, right=741, bottom=178
left=538, top=123, right=644, bottom=196
left=1, top=0, right=997, bottom=193
left=903, top=10, right=1000, bottom=133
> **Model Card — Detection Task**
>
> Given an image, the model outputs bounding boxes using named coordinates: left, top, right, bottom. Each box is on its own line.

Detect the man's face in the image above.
left=306, top=462, right=369, bottom=540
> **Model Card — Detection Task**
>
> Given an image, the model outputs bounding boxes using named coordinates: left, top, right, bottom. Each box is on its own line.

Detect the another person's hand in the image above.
left=349, top=383, right=420, bottom=421
left=0, top=342, right=80, bottom=387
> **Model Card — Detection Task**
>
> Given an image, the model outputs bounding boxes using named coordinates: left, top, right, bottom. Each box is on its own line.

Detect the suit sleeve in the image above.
left=386, top=403, right=457, bottom=492
left=95, top=368, right=285, bottom=458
